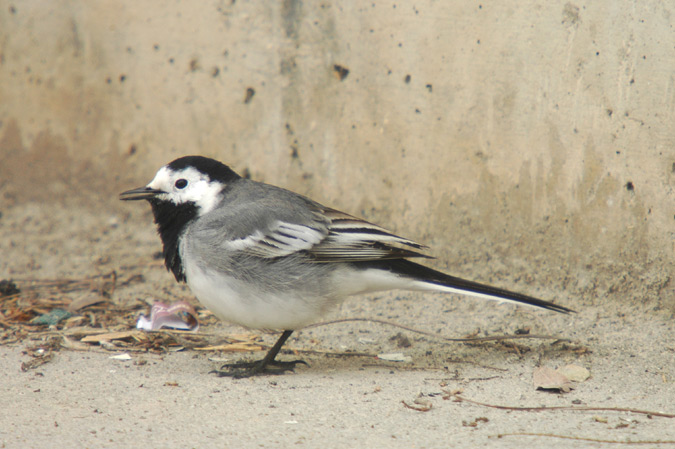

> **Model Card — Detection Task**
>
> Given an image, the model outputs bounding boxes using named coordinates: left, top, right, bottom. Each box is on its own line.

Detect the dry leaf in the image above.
left=557, top=364, right=590, bottom=382
left=533, top=366, right=573, bottom=392
left=67, top=294, right=107, bottom=312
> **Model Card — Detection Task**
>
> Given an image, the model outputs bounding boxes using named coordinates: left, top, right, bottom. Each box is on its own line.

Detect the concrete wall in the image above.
left=1, top=1, right=673, bottom=307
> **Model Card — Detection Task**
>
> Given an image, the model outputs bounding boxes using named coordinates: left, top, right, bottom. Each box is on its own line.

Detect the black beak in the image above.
left=119, top=186, right=164, bottom=201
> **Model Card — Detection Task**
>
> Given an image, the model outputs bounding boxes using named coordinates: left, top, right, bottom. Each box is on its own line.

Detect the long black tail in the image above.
left=359, top=259, right=574, bottom=314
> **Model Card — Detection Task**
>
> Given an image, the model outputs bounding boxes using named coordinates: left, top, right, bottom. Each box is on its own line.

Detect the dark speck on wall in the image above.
left=244, top=87, right=255, bottom=104
left=333, top=64, right=349, bottom=81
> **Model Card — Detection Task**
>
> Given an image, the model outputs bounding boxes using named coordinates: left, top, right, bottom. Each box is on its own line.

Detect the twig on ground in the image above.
left=492, top=433, right=675, bottom=445
left=446, top=391, right=675, bottom=418
left=305, top=317, right=572, bottom=344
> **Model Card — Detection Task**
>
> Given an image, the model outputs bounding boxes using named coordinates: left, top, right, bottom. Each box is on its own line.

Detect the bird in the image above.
left=120, top=155, right=572, bottom=377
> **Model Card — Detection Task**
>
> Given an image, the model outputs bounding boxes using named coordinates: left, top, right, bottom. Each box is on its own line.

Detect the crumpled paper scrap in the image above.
left=137, top=301, right=199, bottom=331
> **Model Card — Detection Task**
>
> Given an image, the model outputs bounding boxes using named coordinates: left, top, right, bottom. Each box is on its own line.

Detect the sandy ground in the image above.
left=1, top=201, right=674, bottom=449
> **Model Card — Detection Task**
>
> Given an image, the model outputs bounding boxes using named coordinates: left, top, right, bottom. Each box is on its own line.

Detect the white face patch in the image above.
left=147, top=166, right=224, bottom=215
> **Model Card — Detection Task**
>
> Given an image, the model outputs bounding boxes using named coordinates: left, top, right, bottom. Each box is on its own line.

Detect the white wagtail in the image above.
left=120, top=155, right=572, bottom=377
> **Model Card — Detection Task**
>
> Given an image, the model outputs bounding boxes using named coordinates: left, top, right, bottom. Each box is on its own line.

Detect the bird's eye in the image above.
left=175, top=179, right=188, bottom=189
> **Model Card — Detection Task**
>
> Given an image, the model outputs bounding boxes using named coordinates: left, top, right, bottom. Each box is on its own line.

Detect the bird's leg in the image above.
left=211, top=330, right=308, bottom=378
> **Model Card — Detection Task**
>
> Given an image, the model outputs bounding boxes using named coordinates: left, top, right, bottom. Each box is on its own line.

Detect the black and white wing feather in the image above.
left=308, top=208, right=431, bottom=262
left=223, top=220, right=328, bottom=258
left=221, top=204, right=431, bottom=262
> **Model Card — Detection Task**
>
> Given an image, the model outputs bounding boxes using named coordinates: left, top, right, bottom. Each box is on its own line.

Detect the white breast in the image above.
left=183, top=262, right=327, bottom=331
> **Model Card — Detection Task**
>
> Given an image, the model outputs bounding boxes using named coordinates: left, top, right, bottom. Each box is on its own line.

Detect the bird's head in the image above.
left=120, top=156, right=241, bottom=215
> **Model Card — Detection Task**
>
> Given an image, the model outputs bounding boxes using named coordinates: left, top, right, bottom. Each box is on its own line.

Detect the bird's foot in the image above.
left=210, top=359, right=308, bottom=379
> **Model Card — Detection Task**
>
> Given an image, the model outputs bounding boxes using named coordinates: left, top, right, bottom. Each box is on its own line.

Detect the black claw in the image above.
left=210, top=359, right=308, bottom=378
left=210, top=330, right=306, bottom=378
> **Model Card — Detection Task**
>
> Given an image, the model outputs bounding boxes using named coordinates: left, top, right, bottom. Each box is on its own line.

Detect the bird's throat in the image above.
left=149, top=199, right=198, bottom=282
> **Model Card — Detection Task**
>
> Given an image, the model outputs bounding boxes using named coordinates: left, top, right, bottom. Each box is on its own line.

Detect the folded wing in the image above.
left=222, top=206, right=431, bottom=262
